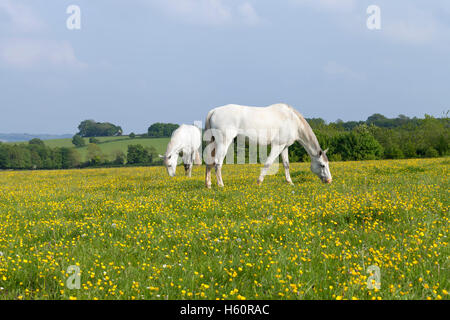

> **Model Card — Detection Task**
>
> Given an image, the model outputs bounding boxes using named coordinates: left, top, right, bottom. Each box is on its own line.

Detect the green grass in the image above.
left=0, top=158, right=448, bottom=300
left=74, top=137, right=170, bottom=161
left=8, top=136, right=170, bottom=161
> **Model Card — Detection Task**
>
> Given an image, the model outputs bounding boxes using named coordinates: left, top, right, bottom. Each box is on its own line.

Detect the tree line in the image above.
left=293, top=113, right=449, bottom=161
left=0, top=139, right=160, bottom=170
left=75, top=120, right=179, bottom=139
left=0, top=114, right=448, bottom=170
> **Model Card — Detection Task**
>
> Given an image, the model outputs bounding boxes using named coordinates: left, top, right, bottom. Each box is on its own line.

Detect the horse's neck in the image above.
left=295, top=116, right=321, bottom=157
left=297, top=133, right=319, bottom=157
left=166, top=140, right=182, bottom=156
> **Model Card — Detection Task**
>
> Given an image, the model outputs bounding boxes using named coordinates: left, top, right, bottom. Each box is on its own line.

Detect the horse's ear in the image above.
left=158, top=154, right=164, bottom=159
left=324, top=148, right=329, bottom=154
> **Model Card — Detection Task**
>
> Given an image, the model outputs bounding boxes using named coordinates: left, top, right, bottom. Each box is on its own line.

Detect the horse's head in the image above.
left=310, top=149, right=332, bottom=184
left=159, top=153, right=178, bottom=177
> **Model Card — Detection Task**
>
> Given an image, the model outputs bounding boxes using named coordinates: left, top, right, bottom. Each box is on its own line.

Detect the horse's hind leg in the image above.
left=205, top=142, right=215, bottom=188
left=184, top=163, right=193, bottom=177
left=215, top=133, right=236, bottom=187
left=257, top=144, right=285, bottom=185
left=214, top=144, right=227, bottom=187
left=281, top=147, right=294, bottom=185
left=206, top=164, right=213, bottom=188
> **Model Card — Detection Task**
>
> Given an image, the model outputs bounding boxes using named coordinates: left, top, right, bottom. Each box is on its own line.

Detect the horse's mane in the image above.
left=286, top=104, right=322, bottom=156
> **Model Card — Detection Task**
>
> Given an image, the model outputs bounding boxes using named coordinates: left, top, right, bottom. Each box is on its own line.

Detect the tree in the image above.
left=366, top=113, right=389, bottom=127
left=331, top=125, right=383, bottom=161
left=112, top=150, right=126, bottom=165
left=61, top=147, right=81, bottom=168
left=87, top=143, right=105, bottom=165
left=127, top=144, right=156, bottom=165
left=305, top=118, right=326, bottom=129
left=0, top=143, right=10, bottom=169
left=8, top=145, right=32, bottom=169
left=129, top=132, right=136, bottom=139
left=78, top=120, right=123, bottom=137
left=89, top=137, right=100, bottom=144
left=425, top=147, right=439, bottom=158
left=147, top=123, right=179, bottom=138
left=384, top=143, right=404, bottom=159
left=72, top=134, right=85, bottom=147
left=29, top=138, right=45, bottom=146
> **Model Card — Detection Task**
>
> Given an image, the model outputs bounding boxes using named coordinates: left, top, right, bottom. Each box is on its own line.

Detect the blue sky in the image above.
left=0, top=0, right=449, bottom=134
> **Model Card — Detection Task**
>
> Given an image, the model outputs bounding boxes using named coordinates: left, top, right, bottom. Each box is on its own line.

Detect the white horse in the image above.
left=159, top=124, right=202, bottom=177
left=204, top=103, right=332, bottom=188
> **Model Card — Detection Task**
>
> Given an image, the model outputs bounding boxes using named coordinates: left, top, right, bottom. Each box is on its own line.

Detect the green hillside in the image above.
left=75, top=137, right=170, bottom=161
left=8, top=136, right=170, bottom=162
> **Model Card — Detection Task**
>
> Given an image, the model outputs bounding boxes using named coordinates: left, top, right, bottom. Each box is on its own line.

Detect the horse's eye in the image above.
left=320, top=164, right=325, bottom=168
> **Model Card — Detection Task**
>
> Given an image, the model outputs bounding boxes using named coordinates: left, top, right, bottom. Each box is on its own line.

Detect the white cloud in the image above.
left=237, top=2, right=262, bottom=26
left=0, top=39, right=86, bottom=69
left=385, top=21, right=437, bottom=45
left=150, top=0, right=232, bottom=25
left=147, top=0, right=262, bottom=26
left=382, top=6, right=446, bottom=46
left=323, top=61, right=363, bottom=80
left=0, top=1, right=85, bottom=69
left=0, top=0, right=45, bottom=32
left=290, top=0, right=356, bottom=13
left=290, top=0, right=450, bottom=47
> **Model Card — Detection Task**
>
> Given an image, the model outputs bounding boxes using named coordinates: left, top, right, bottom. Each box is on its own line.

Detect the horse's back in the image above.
left=172, top=124, right=201, bottom=149
left=209, top=103, right=297, bottom=130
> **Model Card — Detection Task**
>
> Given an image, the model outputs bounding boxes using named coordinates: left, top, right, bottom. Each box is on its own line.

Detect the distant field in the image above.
left=75, top=137, right=170, bottom=161
left=8, top=136, right=171, bottom=162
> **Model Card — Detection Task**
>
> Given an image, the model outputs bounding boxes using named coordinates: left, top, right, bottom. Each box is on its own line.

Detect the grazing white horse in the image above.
left=159, top=124, right=202, bottom=177
left=204, top=103, right=332, bottom=188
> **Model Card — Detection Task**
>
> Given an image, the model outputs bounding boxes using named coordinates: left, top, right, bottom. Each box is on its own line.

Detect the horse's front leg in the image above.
left=281, top=147, right=294, bottom=185
left=257, top=144, right=286, bottom=185
left=184, top=163, right=192, bottom=177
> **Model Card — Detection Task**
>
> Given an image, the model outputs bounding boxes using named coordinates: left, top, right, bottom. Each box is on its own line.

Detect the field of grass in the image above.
left=0, top=158, right=448, bottom=300
left=9, top=136, right=170, bottom=162
left=74, top=137, right=170, bottom=161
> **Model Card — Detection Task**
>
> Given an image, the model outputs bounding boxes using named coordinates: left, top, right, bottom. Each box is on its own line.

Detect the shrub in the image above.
left=425, top=147, right=439, bottom=158
left=89, top=137, right=100, bottom=144
left=72, top=135, right=85, bottom=147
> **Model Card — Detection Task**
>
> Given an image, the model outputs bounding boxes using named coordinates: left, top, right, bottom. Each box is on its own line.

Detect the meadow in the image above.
left=8, top=136, right=170, bottom=162
left=0, top=158, right=448, bottom=300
